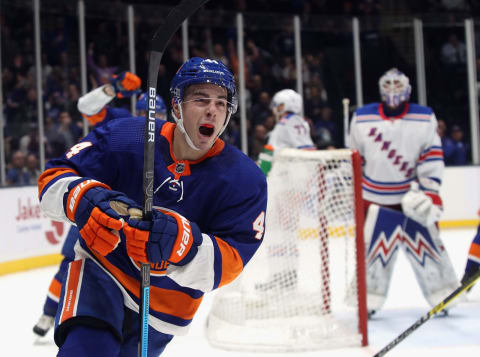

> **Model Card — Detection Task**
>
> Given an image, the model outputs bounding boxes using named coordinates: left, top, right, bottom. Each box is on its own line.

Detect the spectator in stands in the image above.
left=47, top=111, right=76, bottom=159
left=19, top=123, right=41, bottom=157
left=313, top=106, right=337, bottom=148
left=250, top=91, right=272, bottom=128
left=250, top=123, right=268, bottom=161
left=6, top=150, right=29, bottom=186
left=449, top=125, right=468, bottom=165
left=25, top=153, right=41, bottom=184
left=211, top=43, right=229, bottom=66
left=87, top=43, right=119, bottom=88
left=437, top=119, right=456, bottom=165
left=441, top=33, right=466, bottom=65
left=304, top=84, right=328, bottom=123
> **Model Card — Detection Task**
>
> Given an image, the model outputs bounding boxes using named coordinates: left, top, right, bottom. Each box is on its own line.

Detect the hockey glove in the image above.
left=258, top=145, right=274, bottom=176
left=64, top=178, right=139, bottom=256
left=109, top=71, right=141, bottom=98
left=123, top=208, right=203, bottom=266
left=401, top=182, right=442, bottom=227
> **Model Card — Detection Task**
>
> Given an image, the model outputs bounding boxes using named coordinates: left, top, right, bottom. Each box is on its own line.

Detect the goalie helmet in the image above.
left=136, top=92, right=167, bottom=115
left=378, top=68, right=411, bottom=108
left=169, top=57, right=238, bottom=150
left=271, top=89, right=303, bottom=117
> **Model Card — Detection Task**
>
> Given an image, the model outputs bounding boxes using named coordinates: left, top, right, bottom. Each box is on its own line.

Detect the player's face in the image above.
left=181, top=83, right=228, bottom=151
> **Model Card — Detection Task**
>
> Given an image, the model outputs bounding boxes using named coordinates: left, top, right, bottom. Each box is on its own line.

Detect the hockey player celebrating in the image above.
left=37, top=57, right=267, bottom=356
left=348, top=68, right=459, bottom=316
left=33, top=70, right=144, bottom=338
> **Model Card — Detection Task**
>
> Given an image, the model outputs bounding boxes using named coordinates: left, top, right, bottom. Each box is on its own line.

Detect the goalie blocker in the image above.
left=363, top=204, right=459, bottom=313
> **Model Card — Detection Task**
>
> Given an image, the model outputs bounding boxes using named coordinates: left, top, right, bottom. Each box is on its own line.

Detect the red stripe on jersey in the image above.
left=214, top=236, right=244, bottom=288
left=60, top=260, right=84, bottom=323
left=362, top=178, right=411, bottom=191
left=418, top=150, right=443, bottom=162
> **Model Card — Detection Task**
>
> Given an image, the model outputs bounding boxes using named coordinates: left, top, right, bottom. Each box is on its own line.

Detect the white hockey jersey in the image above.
left=348, top=102, right=444, bottom=206
left=267, top=112, right=316, bottom=150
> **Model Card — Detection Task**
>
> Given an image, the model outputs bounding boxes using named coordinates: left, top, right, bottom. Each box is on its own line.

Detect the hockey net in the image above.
left=205, top=148, right=368, bottom=352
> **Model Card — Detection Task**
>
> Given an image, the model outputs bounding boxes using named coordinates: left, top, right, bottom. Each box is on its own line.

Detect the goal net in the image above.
left=205, top=148, right=368, bottom=352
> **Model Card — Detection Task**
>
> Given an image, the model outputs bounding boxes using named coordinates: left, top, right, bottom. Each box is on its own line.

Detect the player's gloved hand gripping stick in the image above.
left=63, top=178, right=138, bottom=256
left=124, top=208, right=203, bottom=265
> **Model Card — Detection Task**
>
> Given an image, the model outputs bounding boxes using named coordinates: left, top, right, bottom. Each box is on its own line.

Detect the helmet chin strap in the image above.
left=172, top=100, right=233, bottom=152
left=172, top=102, right=200, bottom=151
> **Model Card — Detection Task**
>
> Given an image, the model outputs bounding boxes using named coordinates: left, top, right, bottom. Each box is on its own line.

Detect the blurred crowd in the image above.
left=1, top=0, right=478, bottom=186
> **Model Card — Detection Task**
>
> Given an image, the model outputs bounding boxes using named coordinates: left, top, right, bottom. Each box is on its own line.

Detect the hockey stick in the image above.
left=373, top=269, right=480, bottom=357
left=342, top=98, right=350, bottom=148
left=140, top=1, right=210, bottom=356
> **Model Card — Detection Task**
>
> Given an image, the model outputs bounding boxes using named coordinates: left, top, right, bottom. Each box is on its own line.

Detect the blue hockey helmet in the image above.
left=170, top=57, right=238, bottom=114
left=379, top=68, right=411, bottom=108
left=169, top=57, right=238, bottom=150
left=136, top=92, right=167, bottom=114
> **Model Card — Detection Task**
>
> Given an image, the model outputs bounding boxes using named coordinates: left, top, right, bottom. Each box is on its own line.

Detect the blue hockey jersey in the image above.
left=38, top=118, right=268, bottom=335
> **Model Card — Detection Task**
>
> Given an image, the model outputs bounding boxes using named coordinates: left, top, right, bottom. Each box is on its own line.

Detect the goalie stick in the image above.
left=373, top=269, right=480, bottom=357
left=140, top=1, right=210, bottom=356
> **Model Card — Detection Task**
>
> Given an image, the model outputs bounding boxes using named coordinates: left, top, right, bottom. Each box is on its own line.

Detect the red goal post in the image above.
left=206, top=148, right=367, bottom=352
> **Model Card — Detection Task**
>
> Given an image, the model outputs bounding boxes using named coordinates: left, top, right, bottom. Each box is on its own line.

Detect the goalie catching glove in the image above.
left=123, top=208, right=203, bottom=266
left=401, top=182, right=442, bottom=227
left=64, top=178, right=139, bottom=256
left=109, top=71, right=141, bottom=98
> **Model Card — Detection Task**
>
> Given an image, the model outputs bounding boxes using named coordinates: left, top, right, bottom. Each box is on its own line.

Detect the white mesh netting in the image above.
left=205, top=149, right=366, bottom=352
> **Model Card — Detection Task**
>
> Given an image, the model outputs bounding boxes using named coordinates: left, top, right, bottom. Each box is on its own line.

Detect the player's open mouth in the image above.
left=199, top=124, right=214, bottom=137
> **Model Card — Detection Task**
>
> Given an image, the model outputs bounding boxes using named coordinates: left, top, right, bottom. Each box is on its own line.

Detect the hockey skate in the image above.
left=33, top=314, right=54, bottom=337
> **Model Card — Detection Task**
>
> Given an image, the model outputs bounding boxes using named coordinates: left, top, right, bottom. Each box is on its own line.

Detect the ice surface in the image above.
left=2, top=228, right=479, bottom=356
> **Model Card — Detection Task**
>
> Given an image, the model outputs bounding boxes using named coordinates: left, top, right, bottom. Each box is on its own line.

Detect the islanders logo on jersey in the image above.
left=154, top=176, right=184, bottom=202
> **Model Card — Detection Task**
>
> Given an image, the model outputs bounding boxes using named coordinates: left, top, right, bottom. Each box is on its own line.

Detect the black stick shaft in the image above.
left=139, top=2, right=210, bottom=356
left=374, top=269, right=480, bottom=357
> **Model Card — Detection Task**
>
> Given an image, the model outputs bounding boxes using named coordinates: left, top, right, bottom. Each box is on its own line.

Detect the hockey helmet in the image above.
left=379, top=68, right=411, bottom=108
left=169, top=57, right=238, bottom=150
left=271, top=89, right=303, bottom=116
left=170, top=57, right=238, bottom=114
left=136, top=92, right=167, bottom=114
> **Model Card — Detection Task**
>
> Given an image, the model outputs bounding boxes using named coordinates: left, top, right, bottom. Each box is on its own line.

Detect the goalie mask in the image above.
left=271, top=89, right=303, bottom=118
left=170, top=57, right=238, bottom=150
left=379, top=68, right=411, bottom=108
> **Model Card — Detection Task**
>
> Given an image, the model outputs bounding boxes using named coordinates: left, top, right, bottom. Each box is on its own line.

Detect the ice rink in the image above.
left=2, top=227, right=479, bottom=357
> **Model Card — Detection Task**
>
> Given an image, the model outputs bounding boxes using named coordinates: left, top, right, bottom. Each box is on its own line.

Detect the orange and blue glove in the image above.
left=64, top=178, right=138, bottom=256
left=109, top=71, right=141, bottom=98
left=123, top=208, right=203, bottom=266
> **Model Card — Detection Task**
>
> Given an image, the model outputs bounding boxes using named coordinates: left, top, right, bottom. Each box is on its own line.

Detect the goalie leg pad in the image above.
left=364, top=204, right=405, bottom=311
left=403, top=218, right=460, bottom=308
